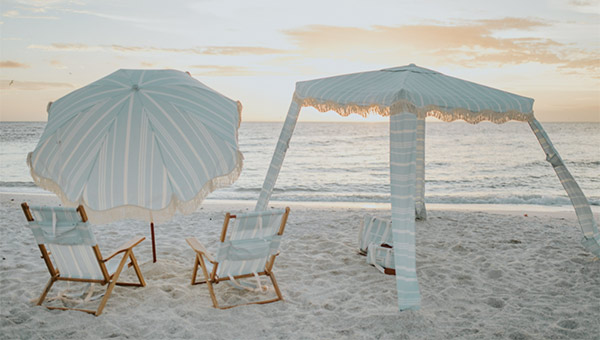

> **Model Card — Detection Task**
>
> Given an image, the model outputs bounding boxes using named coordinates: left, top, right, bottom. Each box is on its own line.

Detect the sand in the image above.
left=1, top=193, right=599, bottom=339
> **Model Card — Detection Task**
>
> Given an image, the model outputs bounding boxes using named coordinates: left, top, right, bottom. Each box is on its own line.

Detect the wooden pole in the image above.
left=150, top=222, right=157, bottom=263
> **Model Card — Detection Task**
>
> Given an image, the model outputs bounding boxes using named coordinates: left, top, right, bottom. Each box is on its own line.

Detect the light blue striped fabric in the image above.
left=28, top=206, right=96, bottom=246
left=415, top=116, right=426, bottom=220
left=294, top=64, right=534, bottom=118
left=26, top=205, right=114, bottom=280
left=358, top=215, right=393, bottom=252
left=529, top=119, right=600, bottom=256
left=215, top=209, right=286, bottom=277
left=28, top=69, right=243, bottom=224
left=390, top=113, right=420, bottom=309
left=256, top=64, right=597, bottom=311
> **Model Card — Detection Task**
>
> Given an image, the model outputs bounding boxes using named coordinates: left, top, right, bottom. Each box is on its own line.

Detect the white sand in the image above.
left=1, top=193, right=599, bottom=340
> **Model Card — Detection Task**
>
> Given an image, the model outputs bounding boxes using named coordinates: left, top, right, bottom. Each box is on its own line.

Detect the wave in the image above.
left=0, top=181, right=37, bottom=188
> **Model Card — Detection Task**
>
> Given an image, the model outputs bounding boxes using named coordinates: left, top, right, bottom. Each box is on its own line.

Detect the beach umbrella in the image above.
left=28, top=69, right=243, bottom=262
left=255, top=64, right=599, bottom=310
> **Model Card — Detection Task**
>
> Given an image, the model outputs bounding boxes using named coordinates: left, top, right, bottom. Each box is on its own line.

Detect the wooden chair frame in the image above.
left=186, top=207, right=290, bottom=309
left=22, top=203, right=146, bottom=316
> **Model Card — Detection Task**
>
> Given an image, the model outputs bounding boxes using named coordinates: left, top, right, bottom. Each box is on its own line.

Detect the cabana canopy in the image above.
left=255, top=64, right=600, bottom=311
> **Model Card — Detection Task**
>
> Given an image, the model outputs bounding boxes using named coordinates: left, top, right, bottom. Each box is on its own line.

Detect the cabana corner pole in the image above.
left=390, top=112, right=421, bottom=310
left=415, top=115, right=427, bottom=220
left=255, top=99, right=302, bottom=211
left=529, top=119, right=600, bottom=256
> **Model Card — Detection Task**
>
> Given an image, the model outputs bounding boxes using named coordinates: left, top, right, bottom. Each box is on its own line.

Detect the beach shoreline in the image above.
left=3, top=191, right=597, bottom=217
left=1, top=192, right=599, bottom=339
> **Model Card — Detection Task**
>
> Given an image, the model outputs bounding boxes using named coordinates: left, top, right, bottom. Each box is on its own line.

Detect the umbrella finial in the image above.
left=132, top=84, right=140, bottom=92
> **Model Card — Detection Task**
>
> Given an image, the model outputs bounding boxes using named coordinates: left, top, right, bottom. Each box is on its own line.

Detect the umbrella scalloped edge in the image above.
left=293, top=94, right=534, bottom=124
left=27, top=151, right=244, bottom=225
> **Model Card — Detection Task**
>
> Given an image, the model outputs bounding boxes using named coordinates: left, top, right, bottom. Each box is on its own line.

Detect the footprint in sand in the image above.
left=484, top=297, right=505, bottom=309
left=557, top=319, right=578, bottom=330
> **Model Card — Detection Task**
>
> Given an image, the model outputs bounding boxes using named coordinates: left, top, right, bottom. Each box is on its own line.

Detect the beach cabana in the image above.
left=28, top=69, right=243, bottom=262
left=255, top=64, right=600, bottom=310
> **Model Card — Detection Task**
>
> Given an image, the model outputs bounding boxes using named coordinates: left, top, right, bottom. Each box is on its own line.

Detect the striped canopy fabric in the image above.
left=29, top=69, right=243, bottom=224
left=293, top=64, right=534, bottom=122
left=257, top=64, right=599, bottom=311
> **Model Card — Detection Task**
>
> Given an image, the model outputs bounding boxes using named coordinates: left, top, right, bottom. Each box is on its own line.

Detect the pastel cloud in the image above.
left=28, top=43, right=285, bottom=56
left=0, top=61, right=30, bottom=68
left=2, top=9, right=58, bottom=20
left=188, top=65, right=258, bottom=76
left=284, top=18, right=599, bottom=73
left=49, top=60, right=67, bottom=69
left=111, top=45, right=285, bottom=55
left=28, top=43, right=103, bottom=51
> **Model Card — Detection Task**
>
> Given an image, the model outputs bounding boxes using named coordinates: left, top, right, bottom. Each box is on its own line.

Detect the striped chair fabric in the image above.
left=213, top=209, right=285, bottom=278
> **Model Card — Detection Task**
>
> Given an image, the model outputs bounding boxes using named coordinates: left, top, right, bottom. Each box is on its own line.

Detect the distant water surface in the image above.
left=1, top=121, right=598, bottom=206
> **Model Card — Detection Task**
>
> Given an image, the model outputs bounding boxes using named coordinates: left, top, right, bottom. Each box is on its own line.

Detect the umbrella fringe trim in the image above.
left=293, top=95, right=533, bottom=124
left=27, top=151, right=244, bottom=224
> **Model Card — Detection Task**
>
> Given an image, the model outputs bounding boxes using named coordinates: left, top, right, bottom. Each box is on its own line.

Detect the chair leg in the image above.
left=191, top=255, right=200, bottom=285
left=128, top=252, right=146, bottom=287
left=268, top=271, right=283, bottom=301
left=96, top=249, right=130, bottom=316
left=206, top=280, right=219, bottom=309
left=95, top=279, right=117, bottom=316
left=37, top=276, right=57, bottom=306
left=194, top=254, right=218, bottom=308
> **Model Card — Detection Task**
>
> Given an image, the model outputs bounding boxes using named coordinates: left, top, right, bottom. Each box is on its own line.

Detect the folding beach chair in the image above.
left=21, top=203, right=146, bottom=316
left=358, top=215, right=396, bottom=275
left=186, top=207, right=290, bottom=309
left=358, top=214, right=393, bottom=255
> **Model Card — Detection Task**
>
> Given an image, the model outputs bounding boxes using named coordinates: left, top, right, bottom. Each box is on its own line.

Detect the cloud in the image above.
left=62, top=9, right=155, bottom=24
left=2, top=9, right=58, bottom=19
left=49, top=59, right=67, bottom=69
left=188, top=65, right=258, bottom=76
left=111, top=45, right=285, bottom=56
left=29, top=43, right=285, bottom=56
left=0, top=61, right=30, bottom=68
left=140, top=61, right=156, bottom=67
left=0, top=80, right=74, bottom=90
left=201, top=46, right=285, bottom=55
left=28, top=43, right=103, bottom=51
left=283, top=18, right=599, bottom=74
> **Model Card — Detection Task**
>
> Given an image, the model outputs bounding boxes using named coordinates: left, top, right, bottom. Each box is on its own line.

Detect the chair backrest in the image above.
left=358, top=215, right=392, bottom=253
left=23, top=204, right=105, bottom=280
left=215, top=209, right=289, bottom=277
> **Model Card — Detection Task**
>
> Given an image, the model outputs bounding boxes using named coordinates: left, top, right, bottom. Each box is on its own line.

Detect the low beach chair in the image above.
left=21, top=203, right=146, bottom=316
left=186, top=207, right=290, bottom=309
left=358, top=214, right=393, bottom=255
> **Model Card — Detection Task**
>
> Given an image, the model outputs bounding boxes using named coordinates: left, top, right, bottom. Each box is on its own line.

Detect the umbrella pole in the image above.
left=150, top=222, right=157, bottom=263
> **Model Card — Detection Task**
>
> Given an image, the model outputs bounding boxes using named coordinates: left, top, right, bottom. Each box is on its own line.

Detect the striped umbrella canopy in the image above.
left=28, top=69, right=243, bottom=257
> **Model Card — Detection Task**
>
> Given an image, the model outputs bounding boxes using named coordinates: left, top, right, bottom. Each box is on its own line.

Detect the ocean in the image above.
left=1, top=121, right=598, bottom=207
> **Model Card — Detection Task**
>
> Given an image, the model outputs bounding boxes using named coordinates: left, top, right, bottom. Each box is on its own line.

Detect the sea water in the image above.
left=1, top=121, right=598, bottom=206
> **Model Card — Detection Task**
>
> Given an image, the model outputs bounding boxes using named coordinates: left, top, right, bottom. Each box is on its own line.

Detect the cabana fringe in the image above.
left=294, top=94, right=533, bottom=124
left=27, top=151, right=244, bottom=224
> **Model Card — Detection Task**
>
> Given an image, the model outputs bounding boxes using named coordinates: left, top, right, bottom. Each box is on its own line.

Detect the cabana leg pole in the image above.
left=255, top=99, right=302, bottom=211
left=390, top=111, right=421, bottom=310
left=529, top=119, right=600, bottom=256
left=415, top=115, right=427, bottom=220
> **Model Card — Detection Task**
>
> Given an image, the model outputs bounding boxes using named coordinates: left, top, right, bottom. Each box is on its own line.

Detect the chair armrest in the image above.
left=104, top=236, right=145, bottom=262
left=186, top=237, right=216, bottom=264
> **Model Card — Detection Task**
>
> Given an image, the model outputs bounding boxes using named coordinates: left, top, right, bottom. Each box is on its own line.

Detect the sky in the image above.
left=0, top=0, right=599, bottom=122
